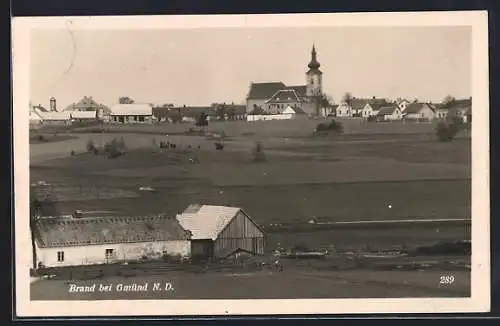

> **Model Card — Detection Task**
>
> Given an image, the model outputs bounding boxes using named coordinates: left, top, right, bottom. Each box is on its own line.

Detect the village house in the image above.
left=447, top=98, right=472, bottom=123
left=376, top=105, right=403, bottom=121
left=246, top=45, right=325, bottom=116
left=39, top=111, right=72, bottom=126
left=33, top=215, right=192, bottom=268
left=434, top=98, right=472, bottom=122
left=395, top=98, right=412, bottom=112
left=64, top=96, right=111, bottom=115
left=176, top=204, right=265, bottom=260
left=110, top=103, right=153, bottom=123
left=337, top=97, right=389, bottom=118
left=403, top=103, right=436, bottom=121
left=71, top=110, right=100, bottom=123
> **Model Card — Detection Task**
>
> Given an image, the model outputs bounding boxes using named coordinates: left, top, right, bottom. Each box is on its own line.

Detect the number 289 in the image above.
left=439, top=275, right=455, bottom=284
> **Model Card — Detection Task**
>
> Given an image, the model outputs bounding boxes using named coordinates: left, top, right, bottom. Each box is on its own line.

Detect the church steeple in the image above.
left=308, top=44, right=321, bottom=70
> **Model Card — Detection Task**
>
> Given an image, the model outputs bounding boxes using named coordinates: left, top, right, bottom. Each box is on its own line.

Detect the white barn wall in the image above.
left=36, top=240, right=190, bottom=268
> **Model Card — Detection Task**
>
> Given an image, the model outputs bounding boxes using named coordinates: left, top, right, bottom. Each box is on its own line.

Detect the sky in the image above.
left=30, top=26, right=471, bottom=109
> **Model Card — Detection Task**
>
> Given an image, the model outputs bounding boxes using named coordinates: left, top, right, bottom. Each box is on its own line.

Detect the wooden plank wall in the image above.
left=214, top=211, right=265, bottom=257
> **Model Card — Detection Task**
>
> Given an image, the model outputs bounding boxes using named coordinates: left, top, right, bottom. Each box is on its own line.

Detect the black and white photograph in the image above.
left=13, top=12, right=490, bottom=316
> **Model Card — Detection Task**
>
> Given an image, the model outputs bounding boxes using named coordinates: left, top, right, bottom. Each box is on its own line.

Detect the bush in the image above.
left=214, top=142, right=224, bottom=150
left=104, top=137, right=127, bottom=158
left=252, top=141, right=266, bottom=162
left=86, top=139, right=96, bottom=152
left=436, top=119, right=462, bottom=142
left=315, top=119, right=344, bottom=134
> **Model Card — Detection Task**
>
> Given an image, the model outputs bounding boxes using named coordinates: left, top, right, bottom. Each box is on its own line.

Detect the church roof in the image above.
left=265, top=89, right=303, bottom=104
left=247, top=82, right=286, bottom=100
left=286, top=85, right=307, bottom=98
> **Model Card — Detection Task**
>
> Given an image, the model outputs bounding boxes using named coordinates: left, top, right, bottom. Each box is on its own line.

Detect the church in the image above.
left=245, top=45, right=324, bottom=116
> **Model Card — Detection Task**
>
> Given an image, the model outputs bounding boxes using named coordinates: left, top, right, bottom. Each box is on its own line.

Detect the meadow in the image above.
left=29, top=118, right=471, bottom=251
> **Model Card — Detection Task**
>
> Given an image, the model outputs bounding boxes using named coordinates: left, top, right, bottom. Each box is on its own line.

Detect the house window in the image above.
left=105, top=249, right=115, bottom=259
left=139, top=116, right=145, bottom=122
left=57, top=251, right=64, bottom=262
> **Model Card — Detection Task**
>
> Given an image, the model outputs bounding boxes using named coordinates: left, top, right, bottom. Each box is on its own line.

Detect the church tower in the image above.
left=306, top=44, right=323, bottom=97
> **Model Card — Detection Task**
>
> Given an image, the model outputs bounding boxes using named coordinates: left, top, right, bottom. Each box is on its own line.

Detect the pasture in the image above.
left=29, top=119, right=471, bottom=251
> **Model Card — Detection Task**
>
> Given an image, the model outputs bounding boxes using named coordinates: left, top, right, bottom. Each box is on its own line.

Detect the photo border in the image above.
left=12, top=11, right=490, bottom=317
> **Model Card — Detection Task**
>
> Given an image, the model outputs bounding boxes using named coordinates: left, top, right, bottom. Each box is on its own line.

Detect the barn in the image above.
left=176, top=205, right=266, bottom=260
left=33, top=215, right=191, bottom=268
left=39, top=112, right=72, bottom=126
left=70, top=110, right=99, bottom=122
left=110, top=103, right=153, bottom=124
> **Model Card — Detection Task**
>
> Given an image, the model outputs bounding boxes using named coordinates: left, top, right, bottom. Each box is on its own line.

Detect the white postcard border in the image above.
left=13, top=11, right=490, bottom=316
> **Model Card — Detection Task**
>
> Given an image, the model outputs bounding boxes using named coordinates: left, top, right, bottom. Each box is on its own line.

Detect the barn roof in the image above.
left=377, top=106, right=399, bottom=116
left=247, top=82, right=286, bottom=99
left=110, top=103, right=153, bottom=116
left=29, top=108, right=44, bottom=121
left=71, top=111, right=97, bottom=119
left=34, top=215, right=191, bottom=248
left=39, top=111, right=72, bottom=121
left=176, top=205, right=243, bottom=240
left=404, top=103, right=434, bottom=114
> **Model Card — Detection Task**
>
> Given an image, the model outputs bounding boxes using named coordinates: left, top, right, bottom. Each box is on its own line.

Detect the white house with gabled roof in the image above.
left=110, top=103, right=153, bottom=124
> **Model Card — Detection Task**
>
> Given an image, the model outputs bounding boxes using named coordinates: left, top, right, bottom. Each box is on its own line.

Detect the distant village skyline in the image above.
left=30, top=26, right=471, bottom=110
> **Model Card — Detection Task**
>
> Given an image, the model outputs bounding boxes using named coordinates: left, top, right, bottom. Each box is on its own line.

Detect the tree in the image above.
left=195, top=112, right=209, bottom=128
left=215, top=104, right=226, bottom=121
left=118, top=97, right=135, bottom=104
left=169, top=109, right=182, bottom=124
left=342, top=92, right=353, bottom=116
left=30, top=186, right=42, bottom=270
left=30, top=186, right=59, bottom=270
left=442, top=95, right=456, bottom=109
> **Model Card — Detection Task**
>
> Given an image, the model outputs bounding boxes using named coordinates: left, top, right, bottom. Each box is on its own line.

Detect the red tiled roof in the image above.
left=35, top=215, right=191, bottom=248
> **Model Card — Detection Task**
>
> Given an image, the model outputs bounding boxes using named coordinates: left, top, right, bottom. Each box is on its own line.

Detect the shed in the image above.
left=110, top=103, right=153, bottom=123
left=33, top=215, right=191, bottom=267
left=39, top=111, right=72, bottom=125
left=71, top=110, right=98, bottom=121
left=176, top=205, right=265, bottom=260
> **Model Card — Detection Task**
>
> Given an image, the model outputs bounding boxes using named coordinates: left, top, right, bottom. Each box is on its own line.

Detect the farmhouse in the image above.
left=39, top=111, right=72, bottom=126
left=395, top=98, right=412, bottom=112
left=376, top=106, right=402, bottom=121
left=338, top=97, right=389, bottom=118
left=176, top=204, right=265, bottom=260
left=246, top=45, right=324, bottom=116
left=64, top=96, right=111, bottom=114
left=447, top=98, right=472, bottom=122
left=403, top=103, right=435, bottom=121
left=33, top=215, right=191, bottom=268
left=71, top=110, right=99, bottom=122
left=110, top=103, right=153, bottom=123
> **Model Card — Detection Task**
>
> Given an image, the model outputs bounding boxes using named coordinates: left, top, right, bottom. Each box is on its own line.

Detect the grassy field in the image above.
left=30, top=119, right=471, bottom=250
left=29, top=119, right=472, bottom=299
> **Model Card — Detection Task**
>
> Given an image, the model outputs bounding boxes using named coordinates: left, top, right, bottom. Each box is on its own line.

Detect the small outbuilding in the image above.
left=176, top=204, right=266, bottom=260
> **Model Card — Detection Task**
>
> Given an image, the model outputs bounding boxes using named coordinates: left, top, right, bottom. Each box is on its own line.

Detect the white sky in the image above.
left=30, top=26, right=471, bottom=108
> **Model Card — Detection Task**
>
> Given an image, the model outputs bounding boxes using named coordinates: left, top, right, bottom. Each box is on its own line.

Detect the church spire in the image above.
left=308, top=44, right=320, bottom=70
